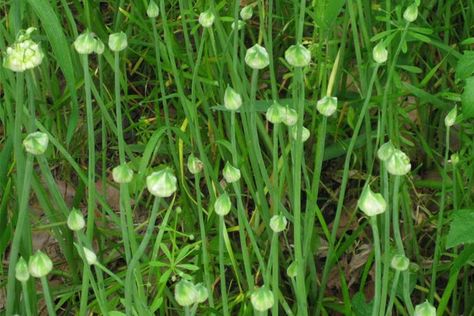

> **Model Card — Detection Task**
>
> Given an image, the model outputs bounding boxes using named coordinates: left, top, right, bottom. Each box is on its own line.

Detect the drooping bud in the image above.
left=108, top=32, right=128, bottom=52
left=15, top=257, right=30, bottom=282
left=240, top=5, right=253, bottom=20
left=403, top=3, right=418, bottom=23
left=287, top=261, right=298, bottom=278
left=444, top=106, right=457, bottom=127
left=112, top=164, right=134, bottom=184
left=284, top=44, right=311, bottom=67
left=373, top=42, right=388, bottom=64
left=281, top=106, right=298, bottom=126
left=214, top=193, right=232, bottom=216
left=146, top=169, right=178, bottom=197
left=224, top=86, right=242, bottom=110
left=245, top=44, right=270, bottom=70
left=265, top=102, right=284, bottom=124
left=74, top=31, right=100, bottom=55
left=187, top=155, right=204, bottom=174
left=194, top=283, right=209, bottom=303
left=357, top=186, right=387, bottom=217
left=270, top=215, right=287, bottom=233
left=94, top=39, right=105, bottom=55
left=23, top=132, right=49, bottom=155
left=450, top=153, right=460, bottom=165
left=250, top=286, right=274, bottom=312
left=83, top=247, right=98, bottom=265
left=223, top=162, right=241, bottom=183
left=199, top=10, right=215, bottom=28
left=67, top=208, right=85, bottom=231
left=174, top=279, right=198, bottom=307
left=316, top=96, right=338, bottom=117
left=147, top=0, right=160, bottom=18
left=3, top=28, right=44, bottom=72
left=28, top=250, right=53, bottom=278
left=377, top=141, right=395, bottom=161
left=386, top=149, right=411, bottom=176
left=231, top=20, right=246, bottom=31
left=391, top=254, right=410, bottom=271
left=414, top=301, right=436, bottom=316
left=290, top=126, right=310, bottom=142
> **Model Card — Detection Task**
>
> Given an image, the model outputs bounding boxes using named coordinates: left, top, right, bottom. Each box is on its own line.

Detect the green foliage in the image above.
left=447, top=209, right=474, bottom=248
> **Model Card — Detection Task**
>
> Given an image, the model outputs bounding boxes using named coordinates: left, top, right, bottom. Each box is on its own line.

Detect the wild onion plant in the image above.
left=2, top=1, right=474, bottom=315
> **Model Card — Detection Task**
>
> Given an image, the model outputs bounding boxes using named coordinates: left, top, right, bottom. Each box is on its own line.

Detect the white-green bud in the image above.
left=223, top=162, right=241, bottom=183
left=146, top=169, right=178, bottom=197
left=28, top=250, right=53, bottom=278
left=194, top=283, right=209, bottom=303
left=15, top=257, right=30, bottom=282
left=250, top=286, right=274, bottom=312
left=391, top=254, right=410, bottom=271
left=112, top=164, right=134, bottom=184
left=231, top=20, right=246, bottom=31
left=245, top=44, right=270, bottom=70
left=377, top=141, right=395, bottom=161
left=83, top=247, right=98, bottom=265
left=317, top=96, right=338, bottom=117
left=187, top=155, right=204, bottom=174
left=199, top=10, right=215, bottom=28
left=240, top=5, right=253, bottom=20
left=403, top=3, right=418, bottom=23
left=74, top=31, right=100, bottom=55
left=444, top=106, right=457, bottom=127
left=3, top=30, right=44, bottom=72
left=281, top=106, right=298, bottom=126
left=357, top=186, right=387, bottom=217
left=224, top=86, right=242, bottom=110
left=373, top=42, right=388, bottom=64
left=67, top=208, right=85, bottom=231
left=214, top=193, right=232, bottom=216
left=147, top=0, right=160, bottom=18
left=284, top=44, right=311, bottom=67
left=265, top=102, right=284, bottom=124
left=386, top=149, right=411, bottom=176
left=108, top=32, right=128, bottom=52
left=94, top=39, right=105, bottom=55
left=290, top=126, right=310, bottom=142
left=269, top=215, right=287, bottom=233
left=414, top=301, right=436, bottom=316
left=174, top=279, right=198, bottom=307
left=450, top=153, right=459, bottom=165
left=23, top=132, right=49, bottom=155
left=287, top=261, right=298, bottom=278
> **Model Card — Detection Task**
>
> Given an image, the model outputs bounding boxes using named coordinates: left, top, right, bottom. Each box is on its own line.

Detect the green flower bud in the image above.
left=245, top=44, right=270, bottom=70
left=287, top=261, right=298, bottom=278
left=240, top=5, right=253, bottom=20
left=265, top=102, right=284, bottom=124
left=15, top=257, right=30, bottom=282
left=281, top=106, right=298, bottom=126
left=67, top=208, right=85, bottom=231
left=403, top=3, right=418, bottom=23
left=284, top=44, right=311, bottom=67
left=214, top=193, right=232, bottom=216
left=224, top=86, right=242, bottom=110
left=450, top=153, right=459, bottom=165
left=28, top=250, right=53, bottom=278
left=83, top=247, right=98, bottom=265
left=223, top=162, right=241, bottom=183
left=290, top=126, right=310, bottom=142
left=391, top=254, right=410, bottom=271
left=373, top=42, right=388, bottom=64
left=187, top=155, right=204, bottom=174
left=317, top=96, right=338, bottom=117
left=414, top=301, right=436, bottom=316
left=112, top=164, right=134, bottom=184
left=146, top=169, right=178, bottom=197
left=23, top=132, right=49, bottom=155
left=74, top=31, right=99, bottom=55
left=174, top=279, right=198, bottom=307
left=108, top=32, right=128, bottom=52
left=199, top=10, right=215, bottom=28
left=377, top=141, right=395, bottom=161
left=194, top=283, right=209, bottom=303
left=147, top=0, right=160, bottom=18
left=250, top=286, right=274, bottom=312
left=358, top=186, right=387, bottom=217
left=269, top=215, right=287, bottom=233
left=231, top=20, right=246, bottom=31
left=3, top=32, right=44, bottom=72
left=386, top=149, right=411, bottom=176
left=444, top=106, right=457, bottom=127
left=94, top=39, right=105, bottom=55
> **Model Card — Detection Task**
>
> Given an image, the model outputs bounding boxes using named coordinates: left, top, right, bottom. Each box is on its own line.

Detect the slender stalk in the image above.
left=21, top=281, right=32, bottom=316
left=271, top=233, right=279, bottom=315
left=369, top=216, right=382, bottom=316
left=384, top=271, right=400, bottom=316
left=219, top=217, right=230, bottom=316
left=40, top=277, right=57, bottom=316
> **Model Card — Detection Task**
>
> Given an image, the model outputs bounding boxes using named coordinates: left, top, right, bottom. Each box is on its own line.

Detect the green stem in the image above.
left=40, top=276, right=57, bottom=316
left=384, top=271, right=400, bottom=316
left=219, top=217, right=230, bottom=316
left=21, top=281, right=32, bottom=316
left=370, top=216, right=382, bottom=316
left=271, top=233, right=279, bottom=315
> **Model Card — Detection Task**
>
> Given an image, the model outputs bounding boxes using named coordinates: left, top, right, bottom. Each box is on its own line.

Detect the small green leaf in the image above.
left=461, top=77, right=474, bottom=118
left=446, top=209, right=474, bottom=248
left=314, top=0, right=346, bottom=32
left=455, top=51, right=474, bottom=81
